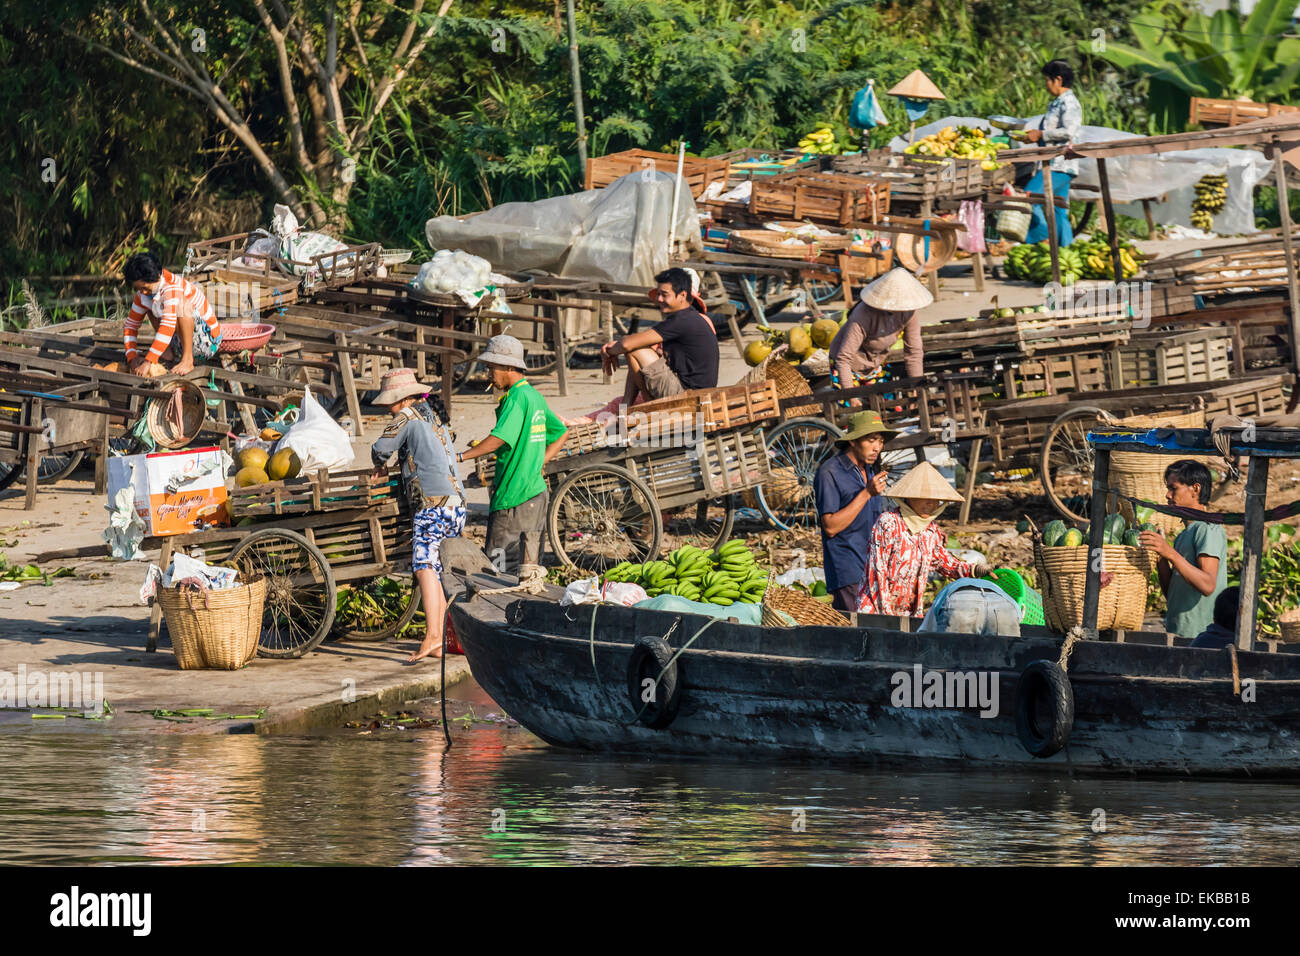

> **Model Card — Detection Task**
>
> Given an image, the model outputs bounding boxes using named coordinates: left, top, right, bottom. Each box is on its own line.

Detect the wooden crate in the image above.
left=227, top=468, right=400, bottom=519
left=832, top=151, right=1012, bottom=205
left=750, top=171, right=891, bottom=225
left=1107, top=327, right=1233, bottom=389
left=1190, top=97, right=1300, bottom=128
left=628, top=427, right=771, bottom=507
left=585, top=149, right=731, bottom=198
left=196, top=270, right=300, bottom=318
left=626, top=380, right=780, bottom=440
left=1012, top=349, right=1113, bottom=396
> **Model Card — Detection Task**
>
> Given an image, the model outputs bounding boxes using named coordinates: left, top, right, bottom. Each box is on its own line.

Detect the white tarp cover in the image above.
left=889, top=115, right=1273, bottom=234
left=424, top=172, right=702, bottom=286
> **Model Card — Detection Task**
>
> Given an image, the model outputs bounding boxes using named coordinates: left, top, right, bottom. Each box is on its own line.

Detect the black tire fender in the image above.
left=626, top=636, right=682, bottom=729
left=1014, top=659, right=1074, bottom=758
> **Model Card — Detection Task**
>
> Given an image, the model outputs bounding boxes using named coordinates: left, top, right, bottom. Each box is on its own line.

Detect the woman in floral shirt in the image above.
left=857, top=462, right=990, bottom=617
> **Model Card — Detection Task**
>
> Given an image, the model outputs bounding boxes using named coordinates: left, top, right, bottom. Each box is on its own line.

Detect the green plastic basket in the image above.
left=982, top=568, right=1046, bottom=626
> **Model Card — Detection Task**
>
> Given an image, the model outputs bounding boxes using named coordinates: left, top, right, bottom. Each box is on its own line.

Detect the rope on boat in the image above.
left=1058, top=626, right=1086, bottom=673
left=473, top=563, right=549, bottom=597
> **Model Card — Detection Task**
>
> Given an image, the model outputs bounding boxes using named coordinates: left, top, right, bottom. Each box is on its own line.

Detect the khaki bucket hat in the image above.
left=886, top=461, right=965, bottom=503
left=836, top=409, right=899, bottom=444
left=860, top=267, right=935, bottom=310
left=373, top=367, right=432, bottom=405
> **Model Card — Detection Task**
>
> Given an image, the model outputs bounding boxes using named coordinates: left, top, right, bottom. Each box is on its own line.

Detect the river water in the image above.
left=4, top=680, right=1300, bottom=865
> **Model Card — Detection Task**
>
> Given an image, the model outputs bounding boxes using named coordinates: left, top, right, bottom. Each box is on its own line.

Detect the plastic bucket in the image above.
left=982, top=567, right=1046, bottom=626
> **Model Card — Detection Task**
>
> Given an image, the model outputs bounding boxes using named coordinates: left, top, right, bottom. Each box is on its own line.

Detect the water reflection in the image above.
left=3, top=686, right=1300, bottom=865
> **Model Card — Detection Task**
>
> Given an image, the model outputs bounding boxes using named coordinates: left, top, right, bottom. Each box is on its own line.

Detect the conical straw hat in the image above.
left=860, top=267, right=934, bottom=310
left=887, top=69, right=946, bottom=100
left=886, top=461, right=965, bottom=503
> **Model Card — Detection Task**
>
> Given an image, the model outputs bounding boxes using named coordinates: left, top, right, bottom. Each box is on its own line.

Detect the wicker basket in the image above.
left=752, top=348, right=822, bottom=418
left=1279, top=608, right=1300, bottom=644
left=1118, top=409, right=1206, bottom=430
left=1033, top=542, right=1148, bottom=632
left=729, top=229, right=827, bottom=260
left=762, top=583, right=851, bottom=627
left=157, top=577, right=267, bottom=670
left=145, top=380, right=208, bottom=449
left=1110, top=449, right=1219, bottom=537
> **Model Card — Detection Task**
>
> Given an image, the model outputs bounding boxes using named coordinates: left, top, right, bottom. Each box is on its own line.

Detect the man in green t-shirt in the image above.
left=1140, top=459, right=1228, bottom=640
left=459, top=335, right=567, bottom=573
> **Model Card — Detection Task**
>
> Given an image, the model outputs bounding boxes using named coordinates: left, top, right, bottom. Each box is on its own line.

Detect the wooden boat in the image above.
left=440, top=539, right=1300, bottom=778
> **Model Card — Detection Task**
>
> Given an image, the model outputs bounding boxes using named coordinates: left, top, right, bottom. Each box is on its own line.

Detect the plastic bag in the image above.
left=239, top=230, right=280, bottom=269
left=276, top=386, right=354, bottom=474
left=561, top=578, right=648, bottom=607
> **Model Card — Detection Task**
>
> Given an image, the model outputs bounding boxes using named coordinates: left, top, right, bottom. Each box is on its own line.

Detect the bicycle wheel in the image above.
left=1040, top=405, right=1114, bottom=523
left=548, top=463, right=663, bottom=571
left=664, top=495, right=736, bottom=551
left=756, top=418, right=843, bottom=531
left=228, top=529, right=336, bottom=658
left=334, top=574, right=422, bottom=642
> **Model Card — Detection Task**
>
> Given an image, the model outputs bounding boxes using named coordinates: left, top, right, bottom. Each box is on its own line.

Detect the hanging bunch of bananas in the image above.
left=1191, top=174, right=1227, bottom=231
left=601, top=542, right=769, bottom=605
left=904, top=125, right=1003, bottom=170
left=1003, top=241, right=1083, bottom=284
left=797, top=124, right=841, bottom=155
left=1072, top=236, right=1142, bottom=279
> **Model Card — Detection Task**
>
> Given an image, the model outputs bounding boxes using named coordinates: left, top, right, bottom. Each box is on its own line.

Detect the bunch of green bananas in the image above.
left=600, top=542, right=769, bottom=605
left=1192, top=173, right=1227, bottom=230
left=1004, top=241, right=1081, bottom=285
left=1071, top=237, right=1141, bottom=279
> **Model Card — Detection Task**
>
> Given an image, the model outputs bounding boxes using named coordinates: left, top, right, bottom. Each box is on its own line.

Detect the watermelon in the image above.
left=1139, top=522, right=1159, bottom=533
left=1122, top=529, right=1141, bottom=547
left=1042, top=520, right=1067, bottom=547
left=1016, top=518, right=1031, bottom=533
left=1105, top=514, right=1127, bottom=545
left=1062, top=528, right=1085, bottom=547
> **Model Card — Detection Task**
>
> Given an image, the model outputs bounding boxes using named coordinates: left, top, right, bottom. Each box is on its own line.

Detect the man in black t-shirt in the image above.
left=601, top=267, right=720, bottom=406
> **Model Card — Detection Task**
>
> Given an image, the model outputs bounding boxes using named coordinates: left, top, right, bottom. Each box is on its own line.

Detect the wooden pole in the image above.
left=1081, top=445, right=1110, bottom=638
left=1237, top=453, right=1270, bottom=651
left=1040, top=161, right=1062, bottom=286
left=566, top=0, right=588, bottom=171
left=1269, top=143, right=1300, bottom=386
left=1096, top=158, right=1125, bottom=285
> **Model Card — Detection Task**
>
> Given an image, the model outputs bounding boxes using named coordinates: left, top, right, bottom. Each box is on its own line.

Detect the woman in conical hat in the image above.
left=827, top=267, right=932, bottom=405
left=856, top=461, right=990, bottom=617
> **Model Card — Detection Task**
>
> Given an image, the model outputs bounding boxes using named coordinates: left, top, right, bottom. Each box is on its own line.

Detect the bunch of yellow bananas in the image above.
left=798, top=125, right=839, bottom=155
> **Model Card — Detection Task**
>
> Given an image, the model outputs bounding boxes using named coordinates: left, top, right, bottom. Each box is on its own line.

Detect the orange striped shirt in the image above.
left=124, top=269, right=219, bottom=364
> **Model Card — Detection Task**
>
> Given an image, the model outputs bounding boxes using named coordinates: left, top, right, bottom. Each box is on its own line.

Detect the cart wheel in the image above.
left=1040, top=405, right=1115, bottom=523
left=664, top=495, right=736, bottom=551
left=228, top=529, right=337, bottom=658
left=334, top=574, right=422, bottom=642
left=757, top=417, right=843, bottom=531
left=548, top=463, right=663, bottom=571
left=0, top=461, right=19, bottom=493
left=524, top=348, right=558, bottom=376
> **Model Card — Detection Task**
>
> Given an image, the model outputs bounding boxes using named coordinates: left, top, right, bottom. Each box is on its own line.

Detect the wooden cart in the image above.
left=147, top=471, right=421, bottom=658
left=0, top=374, right=116, bottom=507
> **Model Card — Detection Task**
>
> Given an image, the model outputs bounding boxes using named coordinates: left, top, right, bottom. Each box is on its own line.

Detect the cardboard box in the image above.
left=107, top=447, right=230, bottom=536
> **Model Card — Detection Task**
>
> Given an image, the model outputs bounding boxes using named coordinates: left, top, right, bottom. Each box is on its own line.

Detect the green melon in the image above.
left=1062, top=528, right=1085, bottom=547
left=1042, top=519, right=1067, bottom=547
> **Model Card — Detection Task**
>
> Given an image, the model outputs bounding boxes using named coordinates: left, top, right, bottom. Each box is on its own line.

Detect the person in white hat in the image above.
left=827, top=267, right=931, bottom=404
left=370, top=368, right=465, bottom=662
left=601, top=267, right=719, bottom=406
left=856, top=461, right=990, bottom=618
left=459, top=335, right=568, bottom=574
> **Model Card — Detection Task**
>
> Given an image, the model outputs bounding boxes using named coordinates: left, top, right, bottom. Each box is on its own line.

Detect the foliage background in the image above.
left=1, top=0, right=1294, bottom=290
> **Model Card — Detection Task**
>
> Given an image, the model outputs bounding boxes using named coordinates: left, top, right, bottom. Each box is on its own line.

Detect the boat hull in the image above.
left=449, top=594, right=1300, bottom=777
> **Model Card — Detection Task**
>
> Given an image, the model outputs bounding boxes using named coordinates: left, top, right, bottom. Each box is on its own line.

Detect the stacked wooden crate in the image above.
left=1107, top=327, right=1233, bottom=389
left=585, top=149, right=731, bottom=198
left=749, top=170, right=891, bottom=225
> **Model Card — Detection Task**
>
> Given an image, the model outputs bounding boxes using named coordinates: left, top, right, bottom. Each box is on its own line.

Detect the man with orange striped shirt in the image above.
left=121, top=252, right=223, bottom=376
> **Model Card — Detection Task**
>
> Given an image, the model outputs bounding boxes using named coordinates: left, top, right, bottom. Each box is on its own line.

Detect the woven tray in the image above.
left=762, top=583, right=851, bottom=627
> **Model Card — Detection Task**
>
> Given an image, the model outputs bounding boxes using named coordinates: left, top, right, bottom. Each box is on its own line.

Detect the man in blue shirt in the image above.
left=814, top=410, right=898, bottom=613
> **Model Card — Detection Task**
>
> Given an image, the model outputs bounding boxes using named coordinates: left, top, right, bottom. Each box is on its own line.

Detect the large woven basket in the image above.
left=1033, top=542, right=1148, bottom=632
left=157, top=577, right=267, bottom=670
left=1279, top=608, right=1300, bottom=644
left=762, top=583, right=851, bottom=628
left=749, top=347, right=822, bottom=418
left=145, top=380, right=208, bottom=449
left=1110, top=452, right=1218, bottom=537
left=729, top=227, right=849, bottom=260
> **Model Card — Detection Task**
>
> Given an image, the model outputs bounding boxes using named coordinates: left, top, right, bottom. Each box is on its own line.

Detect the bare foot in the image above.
left=406, top=636, right=444, bottom=663
left=171, top=359, right=195, bottom=376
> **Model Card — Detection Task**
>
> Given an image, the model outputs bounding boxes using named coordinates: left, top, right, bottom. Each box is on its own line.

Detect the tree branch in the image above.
left=354, top=0, right=455, bottom=150
left=250, top=0, right=316, bottom=176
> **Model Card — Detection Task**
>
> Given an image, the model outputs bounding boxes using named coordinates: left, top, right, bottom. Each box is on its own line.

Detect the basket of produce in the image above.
left=218, top=322, right=276, bottom=353
left=1280, top=608, right=1300, bottom=644
left=762, top=582, right=851, bottom=628
left=743, top=344, right=826, bottom=418
left=1034, top=516, right=1150, bottom=631
left=1108, top=440, right=1217, bottom=538
left=156, top=576, right=266, bottom=670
